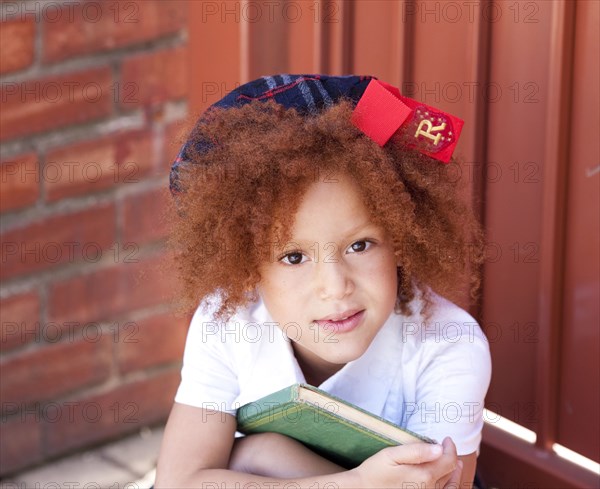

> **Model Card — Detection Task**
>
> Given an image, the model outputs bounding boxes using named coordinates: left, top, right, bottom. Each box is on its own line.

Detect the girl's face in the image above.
left=258, top=173, right=398, bottom=381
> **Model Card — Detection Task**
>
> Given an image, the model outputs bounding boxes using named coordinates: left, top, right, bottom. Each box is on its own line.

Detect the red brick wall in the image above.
left=1, top=1, right=191, bottom=476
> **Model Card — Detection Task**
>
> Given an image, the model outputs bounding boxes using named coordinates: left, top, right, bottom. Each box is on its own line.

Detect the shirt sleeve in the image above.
left=405, top=313, right=492, bottom=456
left=174, top=305, right=240, bottom=414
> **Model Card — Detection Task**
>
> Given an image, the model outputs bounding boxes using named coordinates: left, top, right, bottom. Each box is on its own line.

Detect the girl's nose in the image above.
left=315, top=258, right=355, bottom=301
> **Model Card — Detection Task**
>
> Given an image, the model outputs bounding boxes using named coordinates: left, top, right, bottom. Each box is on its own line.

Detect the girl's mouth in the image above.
left=314, top=309, right=365, bottom=334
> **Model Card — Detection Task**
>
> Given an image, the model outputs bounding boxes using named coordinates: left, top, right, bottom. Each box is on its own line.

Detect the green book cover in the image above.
left=236, top=383, right=436, bottom=469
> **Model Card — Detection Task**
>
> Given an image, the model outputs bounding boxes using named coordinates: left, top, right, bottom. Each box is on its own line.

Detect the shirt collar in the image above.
left=318, top=311, right=405, bottom=416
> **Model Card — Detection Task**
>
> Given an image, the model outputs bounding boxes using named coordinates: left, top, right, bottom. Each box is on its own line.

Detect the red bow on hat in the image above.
left=351, top=79, right=464, bottom=163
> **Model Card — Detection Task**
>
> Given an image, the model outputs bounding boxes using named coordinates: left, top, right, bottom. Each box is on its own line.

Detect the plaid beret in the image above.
left=169, top=74, right=374, bottom=195
left=169, top=73, right=463, bottom=195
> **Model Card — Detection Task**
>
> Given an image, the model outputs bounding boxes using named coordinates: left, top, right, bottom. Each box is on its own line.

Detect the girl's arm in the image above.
left=229, top=432, right=345, bottom=477
left=232, top=431, right=473, bottom=488
left=458, top=452, right=477, bottom=488
left=155, top=402, right=462, bottom=488
left=155, top=403, right=237, bottom=486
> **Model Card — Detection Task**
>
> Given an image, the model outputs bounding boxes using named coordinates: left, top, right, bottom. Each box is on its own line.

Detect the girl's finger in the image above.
left=442, top=436, right=458, bottom=457
left=385, top=442, right=443, bottom=465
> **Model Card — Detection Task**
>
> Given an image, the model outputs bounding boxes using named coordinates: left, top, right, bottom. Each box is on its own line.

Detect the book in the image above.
left=236, top=383, right=436, bottom=468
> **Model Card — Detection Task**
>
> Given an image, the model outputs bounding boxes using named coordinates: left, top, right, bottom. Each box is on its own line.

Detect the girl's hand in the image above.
left=352, top=437, right=460, bottom=489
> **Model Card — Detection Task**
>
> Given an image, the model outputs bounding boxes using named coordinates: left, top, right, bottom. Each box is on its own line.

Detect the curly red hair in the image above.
left=166, top=99, right=484, bottom=321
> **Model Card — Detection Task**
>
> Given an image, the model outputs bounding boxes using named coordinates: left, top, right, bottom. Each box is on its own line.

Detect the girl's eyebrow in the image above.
left=340, top=220, right=378, bottom=239
left=289, top=220, right=378, bottom=246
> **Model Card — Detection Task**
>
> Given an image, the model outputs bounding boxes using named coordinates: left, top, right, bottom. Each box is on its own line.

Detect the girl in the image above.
left=156, top=74, right=492, bottom=488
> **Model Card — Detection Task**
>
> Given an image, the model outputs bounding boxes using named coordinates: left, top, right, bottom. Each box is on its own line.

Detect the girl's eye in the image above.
left=347, top=240, right=372, bottom=253
left=280, top=252, right=307, bottom=265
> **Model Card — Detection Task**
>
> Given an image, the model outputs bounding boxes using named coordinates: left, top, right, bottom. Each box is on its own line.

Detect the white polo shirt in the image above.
left=174, top=291, right=492, bottom=456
